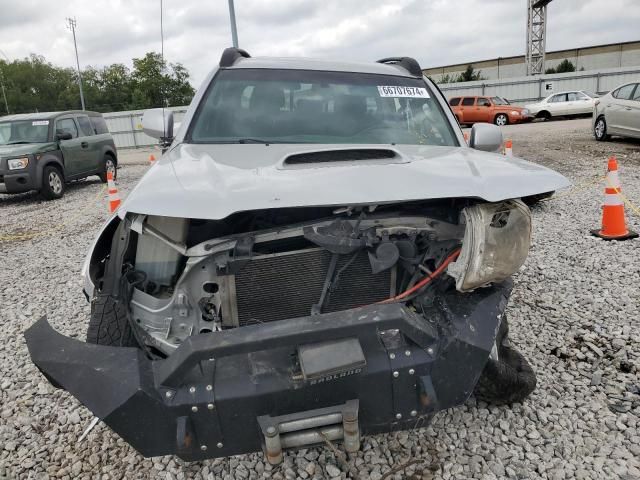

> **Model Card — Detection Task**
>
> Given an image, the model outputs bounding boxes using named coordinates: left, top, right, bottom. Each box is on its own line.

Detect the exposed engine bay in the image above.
left=119, top=198, right=531, bottom=356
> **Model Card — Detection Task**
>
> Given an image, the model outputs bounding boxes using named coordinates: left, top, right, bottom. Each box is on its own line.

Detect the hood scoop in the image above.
left=282, top=148, right=405, bottom=168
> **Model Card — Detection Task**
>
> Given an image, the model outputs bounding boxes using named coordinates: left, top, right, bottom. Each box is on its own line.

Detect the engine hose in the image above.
left=378, top=248, right=461, bottom=304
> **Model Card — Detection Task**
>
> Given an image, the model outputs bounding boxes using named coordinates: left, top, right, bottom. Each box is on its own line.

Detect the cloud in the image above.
left=0, top=0, right=638, bottom=90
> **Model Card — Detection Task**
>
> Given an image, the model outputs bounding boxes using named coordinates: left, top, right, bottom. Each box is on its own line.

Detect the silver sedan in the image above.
left=593, top=81, right=640, bottom=141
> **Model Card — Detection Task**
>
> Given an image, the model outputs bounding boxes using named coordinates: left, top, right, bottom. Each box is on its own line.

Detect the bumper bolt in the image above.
left=206, top=385, right=212, bottom=391
left=217, top=442, right=224, bottom=449
left=393, top=371, right=399, bottom=378
left=427, top=347, right=434, bottom=355
left=389, top=353, right=396, bottom=359
left=395, top=413, right=402, bottom=420
left=191, top=406, right=198, bottom=412
left=200, top=445, right=207, bottom=451
left=405, top=350, right=411, bottom=356
left=189, top=386, right=196, bottom=394
left=408, top=368, right=415, bottom=375
left=207, top=403, right=215, bottom=410
left=410, top=410, right=417, bottom=417
left=266, top=426, right=277, bottom=436
left=165, top=391, right=173, bottom=398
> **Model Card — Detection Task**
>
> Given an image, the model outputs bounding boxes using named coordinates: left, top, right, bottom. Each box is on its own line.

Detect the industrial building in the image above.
left=423, top=40, right=640, bottom=82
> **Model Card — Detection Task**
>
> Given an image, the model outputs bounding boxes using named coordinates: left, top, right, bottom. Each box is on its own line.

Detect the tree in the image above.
left=545, top=59, right=576, bottom=75
left=435, top=65, right=486, bottom=84
left=0, top=52, right=195, bottom=114
left=457, top=64, right=484, bottom=82
left=438, top=73, right=457, bottom=84
left=130, top=52, right=195, bottom=109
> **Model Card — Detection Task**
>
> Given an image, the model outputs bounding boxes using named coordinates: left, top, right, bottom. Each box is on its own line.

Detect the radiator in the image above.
left=231, top=248, right=395, bottom=326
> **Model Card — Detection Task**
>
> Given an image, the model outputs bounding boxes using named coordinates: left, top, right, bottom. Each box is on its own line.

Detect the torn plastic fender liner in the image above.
left=24, top=283, right=512, bottom=460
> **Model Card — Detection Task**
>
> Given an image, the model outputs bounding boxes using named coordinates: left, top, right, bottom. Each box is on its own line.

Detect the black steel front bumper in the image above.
left=25, top=281, right=512, bottom=461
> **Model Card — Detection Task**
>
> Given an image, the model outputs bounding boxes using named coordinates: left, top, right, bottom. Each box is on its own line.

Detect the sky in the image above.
left=1, top=0, right=639, bottom=88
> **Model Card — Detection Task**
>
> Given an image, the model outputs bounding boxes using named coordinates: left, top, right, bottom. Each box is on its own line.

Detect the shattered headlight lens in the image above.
left=447, top=200, right=531, bottom=292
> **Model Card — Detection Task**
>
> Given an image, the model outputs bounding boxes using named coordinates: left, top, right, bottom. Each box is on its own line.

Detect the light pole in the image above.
left=66, top=17, right=86, bottom=110
left=227, top=0, right=239, bottom=48
left=0, top=49, right=9, bottom=114
left=0, top=73, right=8, bottom=115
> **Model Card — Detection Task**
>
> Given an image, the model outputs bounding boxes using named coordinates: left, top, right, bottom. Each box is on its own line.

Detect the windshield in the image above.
left=492, top=97, right=510, bottom=105
left=0, top=120, right=51, bottom=145
left=189, top=69, right=457, bottom=146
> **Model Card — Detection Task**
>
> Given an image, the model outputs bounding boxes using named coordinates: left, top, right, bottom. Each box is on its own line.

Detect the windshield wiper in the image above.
left=237, top=138, right=271, bottom=144
left=6, top=141, right=33, bottom=145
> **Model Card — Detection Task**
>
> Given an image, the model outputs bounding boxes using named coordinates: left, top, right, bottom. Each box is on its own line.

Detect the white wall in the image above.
left=426, top=42, right=640, bottom=82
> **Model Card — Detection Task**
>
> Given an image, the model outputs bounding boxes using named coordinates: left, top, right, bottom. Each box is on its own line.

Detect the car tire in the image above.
left=40, top=165, right=65, bottom=200
left=474, top=316, right=537, bottom=405
left=99, top=154, right=117, bottom=183
left=87, top=294, right=137, bottom=347
left=537, top=111, right=551, bottom=121
left=594, top=116, right=610, bottom=141
left=494, top=114, right=509, bottom=126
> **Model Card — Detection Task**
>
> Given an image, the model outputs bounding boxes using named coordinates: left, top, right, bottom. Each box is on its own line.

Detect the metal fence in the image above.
left=103, top=106, right=188, bottom=149
left=437, top=66, right=640, bottom=103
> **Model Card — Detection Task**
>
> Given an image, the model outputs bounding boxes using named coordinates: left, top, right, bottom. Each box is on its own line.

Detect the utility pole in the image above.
left=0, top=73, right=8, bottom=115
left=0, top=49, right=9, bottom=114
left=526, top=0, right=553, bottom=76
left=227, top=0, right=239, bottom=48
left=66, top=17, right=86, bottom=110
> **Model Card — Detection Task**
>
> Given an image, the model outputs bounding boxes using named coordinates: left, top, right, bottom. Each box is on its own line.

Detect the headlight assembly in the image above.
left=447, top=200, right=531, bottom=292
left=8, top=157, right=29, bottom=170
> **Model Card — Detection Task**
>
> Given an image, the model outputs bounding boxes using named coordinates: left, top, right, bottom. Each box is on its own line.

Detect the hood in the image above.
left=0, top=142, right=57, bottom=158
left=120, top=143, right=570, bottom=220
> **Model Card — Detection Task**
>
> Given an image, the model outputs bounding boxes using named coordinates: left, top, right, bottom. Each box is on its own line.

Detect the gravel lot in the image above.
left=1, top=119, right=639, bottom=480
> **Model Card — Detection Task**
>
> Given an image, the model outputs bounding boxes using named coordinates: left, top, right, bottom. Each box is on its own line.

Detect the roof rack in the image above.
left=219, top=47, right=251, bottom=68
left=376, top=57, right=423, bottom=77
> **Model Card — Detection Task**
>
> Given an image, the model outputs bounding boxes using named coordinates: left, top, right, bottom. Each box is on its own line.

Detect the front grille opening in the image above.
left=284, top=149, right=397, bottom=165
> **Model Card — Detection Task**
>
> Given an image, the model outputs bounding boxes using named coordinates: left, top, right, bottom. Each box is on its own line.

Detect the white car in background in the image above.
left=593, top=81, right=640, bottom=141
left=526, top=90, right=598, bottom=120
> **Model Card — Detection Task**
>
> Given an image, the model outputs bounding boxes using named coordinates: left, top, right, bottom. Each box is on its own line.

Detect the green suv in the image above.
left=0, top=110, right=118, bottom=199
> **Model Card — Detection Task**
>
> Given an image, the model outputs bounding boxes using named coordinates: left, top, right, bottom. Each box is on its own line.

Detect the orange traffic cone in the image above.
left=107, top=171, right=121, bottom=213
left=503, top=139, right=513, bottom=157
left=149, top=154, right=156, bottom=164
left=591, top=156, right=637, bottom=241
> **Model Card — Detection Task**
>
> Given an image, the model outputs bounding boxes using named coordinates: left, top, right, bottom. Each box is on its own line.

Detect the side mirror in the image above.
left=469, top=123, right=503, bottom=153
left=56, top=131, right=73, bottom=141
left=142, top=108, right=174, bottom=141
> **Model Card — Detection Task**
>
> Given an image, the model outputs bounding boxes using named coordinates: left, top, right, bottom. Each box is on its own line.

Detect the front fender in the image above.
left=35, top=151, right=65, bottom=186
left=81, top=214, right=121, bottom=300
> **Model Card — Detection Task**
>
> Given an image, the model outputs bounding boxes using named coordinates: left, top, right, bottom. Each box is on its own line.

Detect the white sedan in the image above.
left=526, top=90, right=598, bottom=120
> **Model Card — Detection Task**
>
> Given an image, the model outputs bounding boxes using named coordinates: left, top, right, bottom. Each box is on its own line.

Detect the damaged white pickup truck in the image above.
left=25, top=48, right=569, bottom=463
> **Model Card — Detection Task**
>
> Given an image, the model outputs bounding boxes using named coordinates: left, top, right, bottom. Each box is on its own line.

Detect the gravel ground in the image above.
left=1, top=120, right=639, bottom=480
